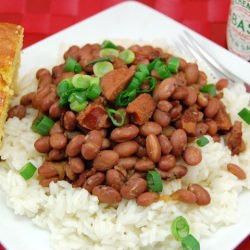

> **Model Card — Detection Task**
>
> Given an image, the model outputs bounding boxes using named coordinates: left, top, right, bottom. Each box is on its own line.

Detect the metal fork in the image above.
left=176, top=30, right=246, bottom=84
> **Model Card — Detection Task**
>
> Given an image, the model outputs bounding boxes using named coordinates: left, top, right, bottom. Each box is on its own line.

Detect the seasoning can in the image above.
left=227, top=0, right=250, bottom=61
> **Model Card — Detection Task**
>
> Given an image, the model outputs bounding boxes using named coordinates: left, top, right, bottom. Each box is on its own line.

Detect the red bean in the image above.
left=183, top=146, right=202, bottom=166
left=158, top=154, right=176, bottom=171
left=50, top=133, right=67, bottom=149
left=110, top=124, right=139, bottom=142
left=170, top=129, right=187, bottom=156
left=140, top=122, right=162, bottom=136
left=106, top=169, right=126, bottom=191
left=146, top=134, right=161, bottom=162
left=93, top=150, right=119, bottom=171
left=8, top=105, right=26, bottom=119
left=158, top=134, right=172, bottom=155
left=34, top=136, right=51, bottom=153
left=92, top=185, right=122, bottom=204
left=113, top=141, right=139, bottom=157
left=66, top=134, right=85, bottom=157
left=63, top=111, right=76, bottom=131
left=120, top=178, right=147, bottom=199
left=136, top=192, right=159, bottom=206
left=153, top=109, right=171, bottom=127
left=134, top=157, right=155, bottom=171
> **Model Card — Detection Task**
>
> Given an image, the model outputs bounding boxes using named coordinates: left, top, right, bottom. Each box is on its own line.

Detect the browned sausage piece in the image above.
left=214, top=102, right=232, bottom=131
left=225, top=121, right=244, bottom=155
left=126, top=93, right=156, bottom=125
left=92, top=185, right=122, bottom=204
left=101, top=68, right=134, bottom=101
left=8, top=105, right=26, bottom=119
left=77, top=104, right=110, bottom=130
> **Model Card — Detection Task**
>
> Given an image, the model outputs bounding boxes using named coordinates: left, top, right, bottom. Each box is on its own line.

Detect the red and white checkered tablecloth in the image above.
left=0, top=0, right=249, bottom=250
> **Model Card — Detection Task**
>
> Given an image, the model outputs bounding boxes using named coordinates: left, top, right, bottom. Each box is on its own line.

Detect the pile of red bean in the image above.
left=9, top=42, right=245, bottom=207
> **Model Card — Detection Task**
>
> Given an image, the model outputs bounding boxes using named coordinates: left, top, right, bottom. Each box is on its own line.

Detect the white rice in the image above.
left=0, top=52, right=250, bottom=250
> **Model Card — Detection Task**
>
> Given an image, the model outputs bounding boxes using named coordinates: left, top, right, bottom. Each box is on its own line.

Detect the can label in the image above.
left=227, top=0, right=250, bottom=60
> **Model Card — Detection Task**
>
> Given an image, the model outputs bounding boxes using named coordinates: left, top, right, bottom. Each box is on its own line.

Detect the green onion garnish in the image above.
left=138, top=76, right=157, bottom=93
left=65, top=57, right=82, bottom=73
left=19, top=162, right=36, bottom=180
left=119, top=49, right=135, bottom=64
left=57, top=78, right=74, bottom=97
left=72, top=74, right=91, bottom=90
left=65, top=57, right=76, bottom=72
left=200, top=84, right=216, bottom=95
left=168, top=57, right=180, bottom=73
left=137, top=64, right=150, bottom=75
left=68, top=91, right=87, bottom=104
left=146, top=170, right=163, bottom=192
left=93, top=61, right=114, bottom=77
left=181, top=234, right=200, bottom=250
left=74, top=63, right=82, bottom=73
left=85, top=57, right=112, bottom=67
left=101, top=40, right=118, bottom=49
left=31, top=115, right=55, bottom=135
left=134, top=71, right=148, bottom=83
left=90, top=77, right=100, bottom=86
left=127, top=78, right=142, bottom=91
left=148, top=57, right=164, bottom=72
left=155, top=64, right=172, bottom=79
left=171, top=216, right=190, bottom=241
left=106, top=108, right=125, bottom=127
left=196, top=137, right=209, bottom=147
left=99, top=48, right=119, bottom=57
left=116, top=89, right=137, bottom=107
left=238, top=107, right=250, bottom=125
left=70, top=100, right=88, bottom=112
left=86, top=84, right=102, bottom=100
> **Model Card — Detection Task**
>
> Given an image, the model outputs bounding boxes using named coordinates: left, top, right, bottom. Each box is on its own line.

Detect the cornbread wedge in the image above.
left=0, top=23, right=24, bottom=141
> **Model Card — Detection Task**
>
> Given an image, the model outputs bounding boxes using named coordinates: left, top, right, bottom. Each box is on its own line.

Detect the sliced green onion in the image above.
left=238, top=107, right=250, bottom=125
left=119, top=49, right=135, bottom=64
left=116, top=89, right=137, bottom=107
left=181, top=234, right=200, bottom=250
left=85, top=57, right=112, bottom=67
left=101, top=40, right=118, bottom=49
left=72, top=74, right=91, bottom=90
left=200, top=84, right=216, bottom=95
left=31, top=115, right=55, bottom=135
left=168, top=57, right=180, bottom=73
left=148, top=58, right=164, bottom=72
left=93, top=61, right=114, bottom=77
left=106, top=108, right=125, bottom=127
left=19, top=162, right=36, bottom=180
left=137, top=64, right=150, bottom=75
left=90, top=77, right=100, bottom=86
left=134, top=71, right=148, bottom=83
left=68, top=91, right=87, bottom=104
left=155, top=64, right=172, bottom=79
left=57, top=78, right=73, bottom=97
left=86, top=84, right=102, bottom=100
left=138, top=76, right=157, bottom=93
left=196, top=137, right=209, bottom=147
left=99, top=48, right=119, bottom=57
left=70, top=100, right=88, bottom=112
left=146, top=170, right=163, bottom=192
left=127, top=78, right=142, bottom=91
left=171, top=216, right=190, bottom=241
left=65, top=57, right=76, bottom=72
left=74, top=63, right=82, bottom=73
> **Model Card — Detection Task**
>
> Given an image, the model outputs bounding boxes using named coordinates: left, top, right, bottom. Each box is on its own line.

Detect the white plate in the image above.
left=1, top=2, right=250, bottom=250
